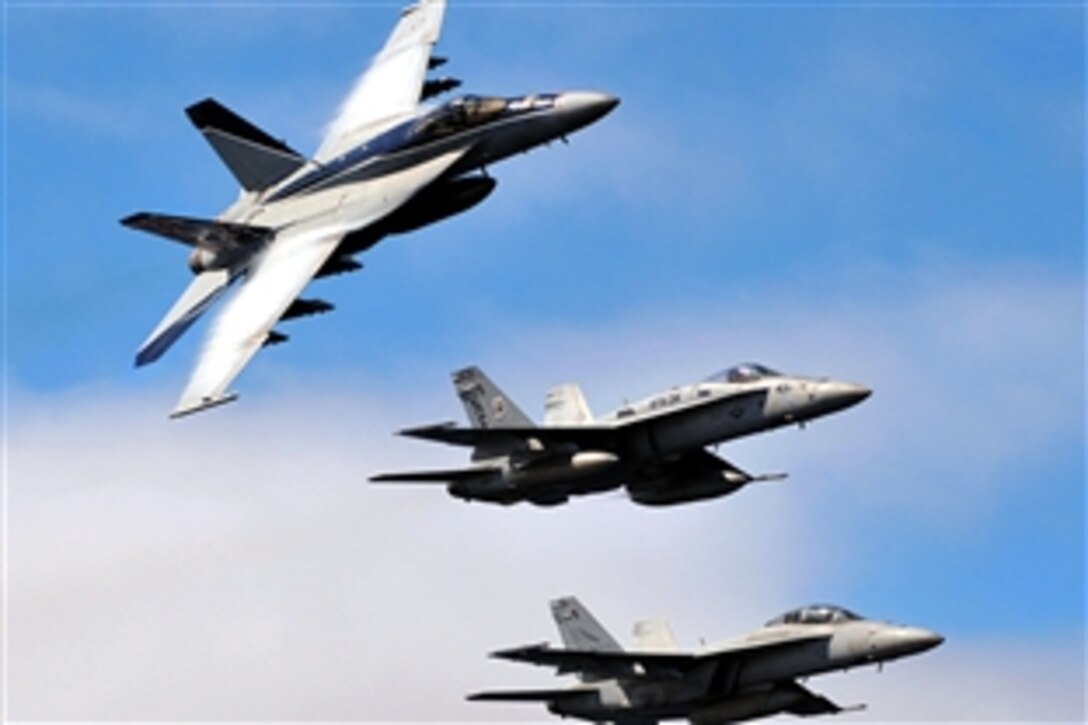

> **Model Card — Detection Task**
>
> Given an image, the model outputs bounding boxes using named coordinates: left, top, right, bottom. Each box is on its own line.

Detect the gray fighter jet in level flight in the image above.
left=122, top=0, right=618, bottom=417
left=469, top=597, right=943, bottom=723
left=370, top=363, right=869, bottom=506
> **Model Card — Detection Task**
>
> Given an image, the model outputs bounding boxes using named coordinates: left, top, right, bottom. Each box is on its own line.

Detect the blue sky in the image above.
left=4, top=1, right=1084, bottom=720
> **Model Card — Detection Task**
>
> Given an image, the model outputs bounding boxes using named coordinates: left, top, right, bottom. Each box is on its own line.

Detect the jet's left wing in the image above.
left=491, top=643, right=697, bottom=679
left=398, top=422, right=621, bottom=451
left=316, top=0, right=446, bottom=162
left=495, top=633, right=834, bottom=680
left=171, top=147, right=469, bottom=418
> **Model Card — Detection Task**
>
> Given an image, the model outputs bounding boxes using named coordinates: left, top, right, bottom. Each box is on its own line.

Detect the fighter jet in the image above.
left=469, top=596, right=943, bottom=723
left=370, top=363, right=869, bottom=506
left=122, top=0, right=618, bottom=417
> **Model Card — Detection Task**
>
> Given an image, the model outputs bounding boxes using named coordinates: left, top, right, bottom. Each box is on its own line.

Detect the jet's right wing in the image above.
left=316, top=0, right=446, bottom=162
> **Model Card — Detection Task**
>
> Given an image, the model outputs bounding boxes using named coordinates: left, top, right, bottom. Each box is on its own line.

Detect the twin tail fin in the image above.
left=186, top=98, right=306, bottom=192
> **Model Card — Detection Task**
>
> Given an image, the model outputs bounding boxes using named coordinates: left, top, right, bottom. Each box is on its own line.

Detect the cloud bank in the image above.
left=6, top=262, right=1083, bottom=721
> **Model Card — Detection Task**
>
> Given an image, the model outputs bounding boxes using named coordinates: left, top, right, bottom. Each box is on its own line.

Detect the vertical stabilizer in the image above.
left=186, top=98, right=306, bottom=192
left=452, top=366, right=534, bottom=429
left=550, top=597, right=622, bottom=652
left=632, top=619, right=679, bottom=652
left=544, top=383, right=594, bottom=426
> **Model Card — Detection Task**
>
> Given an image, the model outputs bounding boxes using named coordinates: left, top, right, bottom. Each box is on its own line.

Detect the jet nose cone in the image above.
left=875, top=627, right=945, bottom=659
left=913, top=629, right=945, bottom=653
left=842, top=382, right=872, bottom=406
left=819, top=381, right=871, bottom=412
left=556, top=91, right=620, bottom=128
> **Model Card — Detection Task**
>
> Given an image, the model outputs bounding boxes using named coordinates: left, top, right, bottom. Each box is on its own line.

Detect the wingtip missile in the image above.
left=170, top=392, right=239, bottom=419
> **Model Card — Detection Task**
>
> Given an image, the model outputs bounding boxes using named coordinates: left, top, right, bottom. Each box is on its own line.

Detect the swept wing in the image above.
left=172, top=147, right=469, bottom=417
left=399, top=389, right=769, bottom=452
left=492, top=632, right=831, bottom=679
left=399, top=422, right=621, bottom=450
left=316, top=0, right=447, bottom=162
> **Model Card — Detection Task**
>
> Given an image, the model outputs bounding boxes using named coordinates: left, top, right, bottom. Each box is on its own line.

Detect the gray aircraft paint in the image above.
left=469, top=599, right=943, bottom=723
left=371, top=362, right=869, bottom=507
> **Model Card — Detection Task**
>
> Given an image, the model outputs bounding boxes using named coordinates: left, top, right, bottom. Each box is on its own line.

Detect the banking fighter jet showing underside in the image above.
left=123, top=0, right=618, bottom=417
left=469, top=597, right=943, bottom=723
left=370, top=363, right=870, bottom=506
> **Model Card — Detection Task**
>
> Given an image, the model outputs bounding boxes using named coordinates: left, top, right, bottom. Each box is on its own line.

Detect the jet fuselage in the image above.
left=442, top=364, right=870, bottom=506
left=547, top=615, right=942, bottom=723
left=602, top=373, right=871, bottom=463
left=221, top=91, right=618, bottom=236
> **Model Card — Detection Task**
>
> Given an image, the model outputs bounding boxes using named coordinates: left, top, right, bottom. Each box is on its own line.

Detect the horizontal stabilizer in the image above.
left=135, top=268, right=231, bottom=367
left=467, top=689, right=588, bottom=703
left=369, top=467, right=500, bottom=483
left=186, top=98, right=307, bottom=191
left=122, top=212, right=271, bottom=251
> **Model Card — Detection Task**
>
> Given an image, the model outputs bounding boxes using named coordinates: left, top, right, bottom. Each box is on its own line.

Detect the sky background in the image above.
left=3, top=0, right=1084, bottom=721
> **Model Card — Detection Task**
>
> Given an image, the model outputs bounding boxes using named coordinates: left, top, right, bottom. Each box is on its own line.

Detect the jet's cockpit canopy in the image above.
left=765, top=604, right=862, bottom=627
left=411, top=95, right=508, bottom=143
left=411, top=94, right=556, bottom=145
left=706, top=363, right=782, bottom=384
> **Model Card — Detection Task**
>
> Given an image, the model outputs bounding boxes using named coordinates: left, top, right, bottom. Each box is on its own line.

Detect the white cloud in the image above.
left=7, top=386, right=803, bottom=720
left=6, top=261, right=1082, bottom=720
